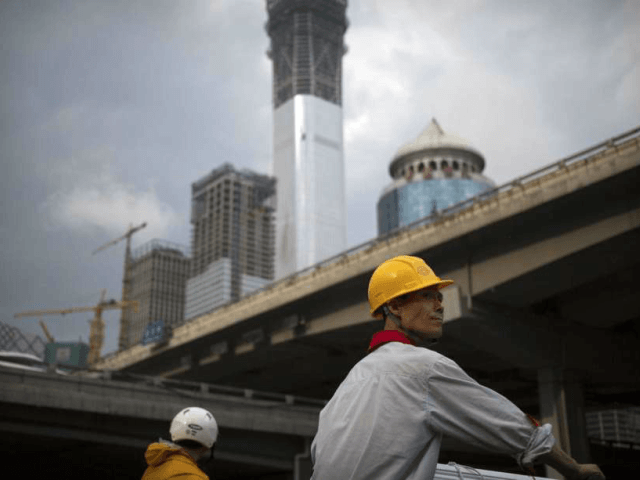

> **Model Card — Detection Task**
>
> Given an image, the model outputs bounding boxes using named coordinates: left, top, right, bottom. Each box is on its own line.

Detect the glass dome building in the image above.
left=377, top=119, right=495, bottom=235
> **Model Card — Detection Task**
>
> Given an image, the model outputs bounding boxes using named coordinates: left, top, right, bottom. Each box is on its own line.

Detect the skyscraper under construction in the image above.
left=265, top=0, right=348, bottom=278
left=184, top=164, right=276, bottom=320
left=123, top=239, right=190, bottom=348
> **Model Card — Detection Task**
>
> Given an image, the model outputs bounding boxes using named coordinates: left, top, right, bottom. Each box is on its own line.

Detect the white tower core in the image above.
left=273, top=95, right=346, bottom=277
left=266, top=0, right=348, bottom=279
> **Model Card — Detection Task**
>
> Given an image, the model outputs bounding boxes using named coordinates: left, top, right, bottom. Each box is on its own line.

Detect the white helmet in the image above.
left=170, top=407, right=218, bottom=448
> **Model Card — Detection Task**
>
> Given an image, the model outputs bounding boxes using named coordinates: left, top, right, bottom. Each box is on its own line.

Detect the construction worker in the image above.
left=142, top=407, right=218, bottom=480
left=310, top=255, right=605, bottom=480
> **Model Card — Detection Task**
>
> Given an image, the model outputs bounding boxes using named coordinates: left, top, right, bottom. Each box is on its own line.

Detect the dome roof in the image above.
left=393, top=118, right=483, bottom=161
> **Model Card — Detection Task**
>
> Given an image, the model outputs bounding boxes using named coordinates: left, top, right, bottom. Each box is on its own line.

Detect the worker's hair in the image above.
left=393, top=293, right=412, bottom=303
left=377, top=293, right=413, bottom=320
left=386, top=293, right=412, bottom=309
left=174, top=439, right=207, bottom=450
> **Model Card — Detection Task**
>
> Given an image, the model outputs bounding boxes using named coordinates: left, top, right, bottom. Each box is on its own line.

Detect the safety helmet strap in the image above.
left=382, top=306, right=436, bottom=346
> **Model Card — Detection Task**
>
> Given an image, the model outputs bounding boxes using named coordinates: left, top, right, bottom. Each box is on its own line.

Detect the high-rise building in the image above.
left=378, top=119, right=495, bottom=235
left=265, top=0, right=348, bottom=278
left=184, top=164, right=276, bottom=320
left=124, top=239, right=190, bottom=347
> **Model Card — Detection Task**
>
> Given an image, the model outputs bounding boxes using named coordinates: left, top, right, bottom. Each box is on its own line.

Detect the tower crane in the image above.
left=38, top=320, right=55, bottom=343
left=14, top=290, right=139, bottom=365
left=93, top=222, right=146, bottom=351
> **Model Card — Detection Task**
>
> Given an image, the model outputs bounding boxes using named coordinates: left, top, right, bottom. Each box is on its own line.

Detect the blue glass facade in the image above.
left=378, top=178, right=493, bottom=235
left=378, top=119, right=495, bottom=236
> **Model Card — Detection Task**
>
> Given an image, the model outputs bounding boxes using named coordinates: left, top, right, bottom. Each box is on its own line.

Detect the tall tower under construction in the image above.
left=266, top=0, right=348, bottom=278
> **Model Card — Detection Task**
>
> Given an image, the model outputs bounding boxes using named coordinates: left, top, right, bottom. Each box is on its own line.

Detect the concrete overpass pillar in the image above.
left=294, top=438, right=312, bottom=480
left=538, top=368, right=591, bottom=479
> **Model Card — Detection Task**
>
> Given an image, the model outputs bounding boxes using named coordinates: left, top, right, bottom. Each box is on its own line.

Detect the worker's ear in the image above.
left=387, top=299, right=402, bottom=318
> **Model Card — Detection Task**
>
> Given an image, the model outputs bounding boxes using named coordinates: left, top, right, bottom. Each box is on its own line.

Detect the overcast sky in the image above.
left=1, top=0, right=638, bottom=356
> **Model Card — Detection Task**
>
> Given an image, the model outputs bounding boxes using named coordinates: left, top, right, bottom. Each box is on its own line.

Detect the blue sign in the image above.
left=142, top=320, right=166, bottom=345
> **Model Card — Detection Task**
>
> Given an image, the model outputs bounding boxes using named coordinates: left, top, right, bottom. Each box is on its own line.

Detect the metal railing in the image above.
left=74, top=368, right=327, bottom=407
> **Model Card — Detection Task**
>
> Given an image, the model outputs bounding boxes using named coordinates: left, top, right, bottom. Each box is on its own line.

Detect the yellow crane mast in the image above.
left=38, top=320, right=55, bottom=343
left=93, top=222, right=146, bottom=351
left=14, top=290, right=139, bottom=365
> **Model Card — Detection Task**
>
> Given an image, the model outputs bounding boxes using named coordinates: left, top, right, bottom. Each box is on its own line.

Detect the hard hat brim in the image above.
left=369, top=278, right=454, bottom=315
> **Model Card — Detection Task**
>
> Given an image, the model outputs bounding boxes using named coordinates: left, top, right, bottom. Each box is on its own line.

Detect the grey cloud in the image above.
left=1, top=0, right=637, bottom=353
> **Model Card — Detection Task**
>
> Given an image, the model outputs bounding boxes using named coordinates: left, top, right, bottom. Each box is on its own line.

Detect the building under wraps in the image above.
left=266, top=0, right=348, bottom=278
left=184, top=164, right=276, bottom=320
left=123, top=239, right=190, bottom=348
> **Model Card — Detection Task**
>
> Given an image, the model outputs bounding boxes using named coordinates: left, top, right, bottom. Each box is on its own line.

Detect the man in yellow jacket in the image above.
left=142, top=407, right=218, bottom=480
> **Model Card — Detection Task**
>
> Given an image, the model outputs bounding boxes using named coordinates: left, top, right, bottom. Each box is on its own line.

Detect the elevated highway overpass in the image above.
left=92, top=126, right=640, bottom=475
left=1, top=367, right=565, bottom=479
left=0, top=366, right=321, bottom=478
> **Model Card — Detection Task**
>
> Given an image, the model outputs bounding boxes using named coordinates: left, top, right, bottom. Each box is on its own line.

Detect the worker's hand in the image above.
left=568, top=463, right=605, bottom=480
left=538, top=444, right=605, bottom=480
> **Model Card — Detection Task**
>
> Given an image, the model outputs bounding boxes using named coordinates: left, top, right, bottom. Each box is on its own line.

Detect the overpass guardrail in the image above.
left=70, top=368, right=328, bottom=407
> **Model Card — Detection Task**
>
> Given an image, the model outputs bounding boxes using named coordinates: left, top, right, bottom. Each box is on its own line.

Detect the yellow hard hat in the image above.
left=368, top=255, right=454, bottom=315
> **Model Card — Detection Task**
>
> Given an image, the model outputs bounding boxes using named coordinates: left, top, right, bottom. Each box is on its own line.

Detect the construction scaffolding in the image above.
left=266, top=0, right=348, bottom=108
left=131, top=238, right=189, bottom=261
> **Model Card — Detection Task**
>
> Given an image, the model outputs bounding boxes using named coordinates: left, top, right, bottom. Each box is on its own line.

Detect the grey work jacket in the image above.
left=310, top=341, right=554, bottom=480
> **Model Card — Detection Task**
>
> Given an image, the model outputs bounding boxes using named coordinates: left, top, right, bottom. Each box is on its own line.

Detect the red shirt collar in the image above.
left=368, top=330, right=415, bottom=353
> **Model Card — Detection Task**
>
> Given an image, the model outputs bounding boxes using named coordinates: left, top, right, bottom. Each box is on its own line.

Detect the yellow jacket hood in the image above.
left=142, top=441, right=208, bottom=480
